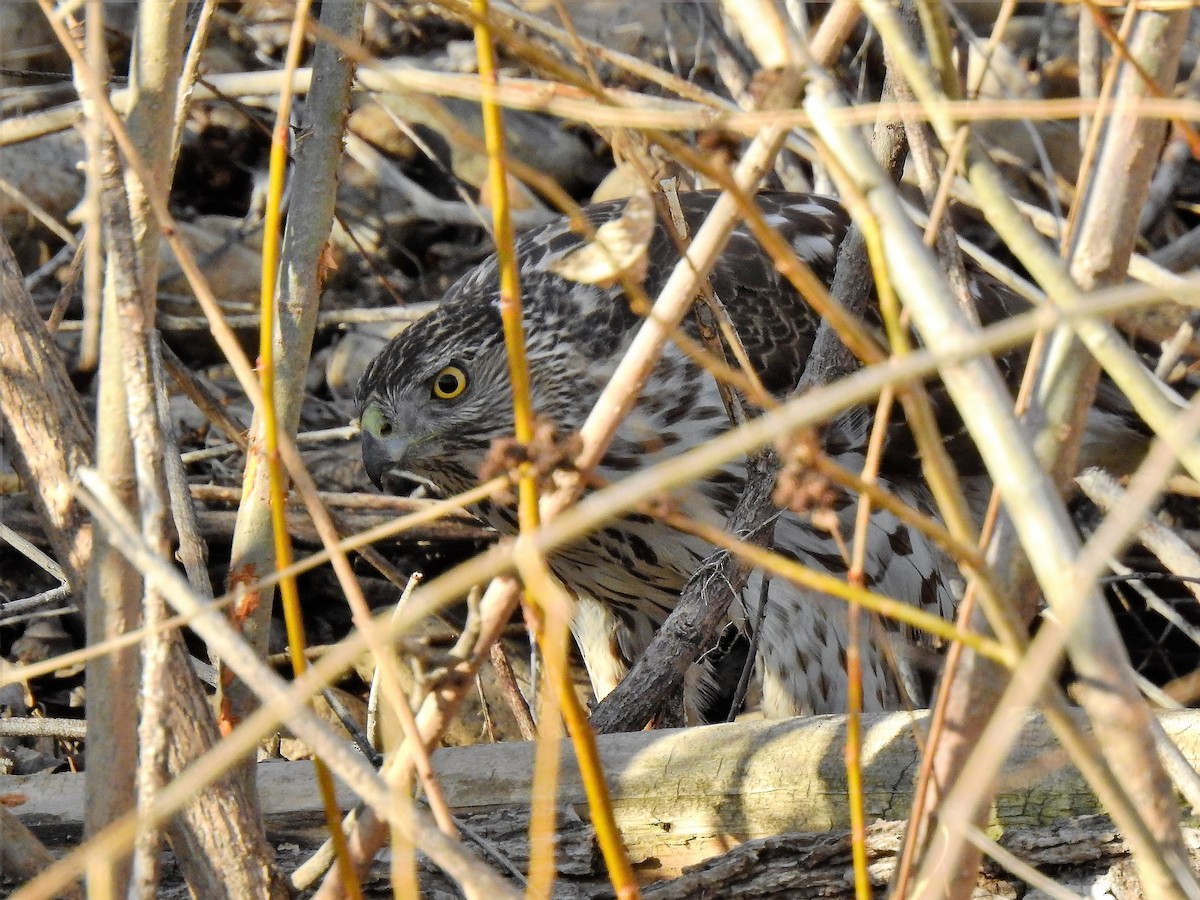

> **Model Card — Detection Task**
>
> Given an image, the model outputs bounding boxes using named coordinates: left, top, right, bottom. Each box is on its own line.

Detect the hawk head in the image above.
left=356, top=298, right=515, bottom=495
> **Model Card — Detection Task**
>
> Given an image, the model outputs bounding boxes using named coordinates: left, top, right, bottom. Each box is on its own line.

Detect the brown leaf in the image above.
left=548, top=188, right=654, bottom=287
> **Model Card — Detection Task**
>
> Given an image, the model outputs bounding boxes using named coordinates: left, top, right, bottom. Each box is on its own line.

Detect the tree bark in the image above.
left=0, top=237, right=93, bottom=596
left=0, top=226, right=287, bottom=900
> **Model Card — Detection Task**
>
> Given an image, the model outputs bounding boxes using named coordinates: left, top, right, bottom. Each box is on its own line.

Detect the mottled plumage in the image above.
left=356, top=191, right=1128, bottom=718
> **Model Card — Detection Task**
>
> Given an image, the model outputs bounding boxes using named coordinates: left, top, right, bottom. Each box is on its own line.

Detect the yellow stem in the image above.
left=845, top=386, right=895, bottom=900
left=471, top=5, right=560, bottom=895
left=473, top=3, right=638, bottom=896
left=258, top=2, right=358, bottom=895
left=515, top=546, right=640, bottom=899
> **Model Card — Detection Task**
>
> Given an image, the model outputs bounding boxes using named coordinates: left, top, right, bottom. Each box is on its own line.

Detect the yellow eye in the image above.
left=431, top=365, right=468, bottom=400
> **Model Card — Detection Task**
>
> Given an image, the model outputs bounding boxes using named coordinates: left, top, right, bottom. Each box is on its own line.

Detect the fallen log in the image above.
left=427, top=709, right=1200, bottom=878
left=6, top=710, right=1200, bottom=894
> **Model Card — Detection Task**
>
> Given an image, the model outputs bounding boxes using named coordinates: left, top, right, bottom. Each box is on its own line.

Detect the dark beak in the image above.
left=361, top=429, right=389, bottom=490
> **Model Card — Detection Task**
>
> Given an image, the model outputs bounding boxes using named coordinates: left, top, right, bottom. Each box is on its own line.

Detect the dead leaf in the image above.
left=549, top=188, right=654, bottom=287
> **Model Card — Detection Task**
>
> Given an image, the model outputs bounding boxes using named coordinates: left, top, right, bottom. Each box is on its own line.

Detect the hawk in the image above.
left=357, top=191, right=1140, bottom=718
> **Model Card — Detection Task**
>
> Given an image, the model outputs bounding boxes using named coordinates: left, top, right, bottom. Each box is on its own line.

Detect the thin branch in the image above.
left=23, top=470, right=522, bottom=900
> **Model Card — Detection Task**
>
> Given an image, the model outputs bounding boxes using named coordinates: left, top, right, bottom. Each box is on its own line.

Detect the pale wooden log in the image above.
left=428, top=709, right=1200, bottom=878
left=10, top=709, right=1200, bottom=885
left=3, top=760, right=351, bottom=841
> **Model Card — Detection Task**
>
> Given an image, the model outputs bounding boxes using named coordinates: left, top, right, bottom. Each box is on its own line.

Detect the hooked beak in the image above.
left=361, top=430, right=397, bottom=489
left=359, top=403, right=407, bottom=490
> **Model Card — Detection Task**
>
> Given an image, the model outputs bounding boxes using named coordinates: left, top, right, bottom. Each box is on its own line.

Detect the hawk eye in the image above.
left=431, top=365, right=468, bottom=400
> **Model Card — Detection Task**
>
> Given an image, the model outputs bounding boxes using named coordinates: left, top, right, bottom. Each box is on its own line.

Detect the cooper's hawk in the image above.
left=357, top=191, right=1138, bottom=718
